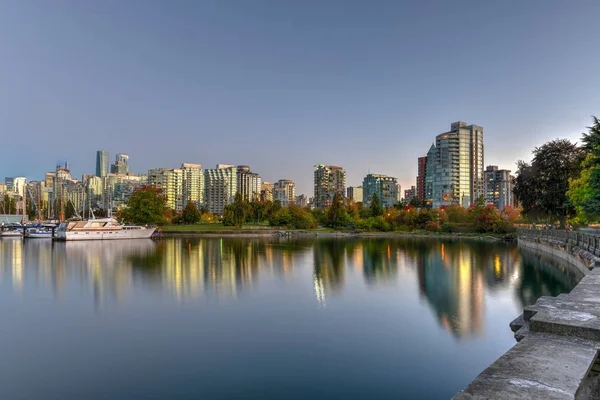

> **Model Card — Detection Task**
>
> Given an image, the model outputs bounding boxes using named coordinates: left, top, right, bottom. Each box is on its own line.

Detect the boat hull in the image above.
left=56, top=227, right=155, bottom=241
left=26, top=232, right=54, bottom=239
left=0, top=232, right=23, bottom=238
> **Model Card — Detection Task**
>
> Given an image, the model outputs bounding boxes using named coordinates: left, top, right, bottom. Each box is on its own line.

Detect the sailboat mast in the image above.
left=59, top=174, right=64, bottom=221
left=37, top=184, right=41, bottom=221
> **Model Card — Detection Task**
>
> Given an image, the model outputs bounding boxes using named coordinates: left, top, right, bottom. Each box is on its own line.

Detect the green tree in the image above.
left=249, top=200, right=266, bottom=224
left=568, top=153, right=600, bottom=222
left=231, top=193, right=250, bottom=228
left=289, top=205, right=317, bottom=229
left=474, top=195, right=487, bottom=207
left=370, top=193, right=384, bottom=217
left=269, top=207, right=291, bottom=226
left=326, top=193, right=348, bottom=228
left=270, top=200, right=282, bottom=217
left=581, top=116, right=600, bottom=153
left=394, top=200, right=406, bottom=210
left=513, top=139, right=584, bottom=227
left=344, top=198, right=359, bottom=220
left=200, top=212, right=215, bottom=224
left=182, top=201, right=201, bottom=224
left=119, top=186, right=171, bottom=225
left=568, top=118, right=600, bottom=222
left=222, top=206, right=235, bottom=226
left=409, top=197, right=421, bottom=208
left=358, top=202, right=371, bottom=219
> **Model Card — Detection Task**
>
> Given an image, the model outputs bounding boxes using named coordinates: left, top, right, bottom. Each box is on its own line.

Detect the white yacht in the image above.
left=55, top=218, right=156, bottom=241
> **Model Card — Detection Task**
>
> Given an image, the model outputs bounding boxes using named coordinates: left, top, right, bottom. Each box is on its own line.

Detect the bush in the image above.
left=416, top=209, right=433, bottom=228
left=269, top=208, right=292, bottom=227
left=425, top=221, right=441, bottom=232
left=441, top=222, right=455, bottom=232
left=493, top=219, right=516, bottom=234
left=289, top=206, right=317, bottom=229
left=373, top=216, right=392, bottom=231
left=355, top=218, right=373, bottom=231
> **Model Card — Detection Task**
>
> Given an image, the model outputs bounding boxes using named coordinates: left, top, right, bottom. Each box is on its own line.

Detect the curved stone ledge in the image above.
left=518, top=238, right=592, bottom=279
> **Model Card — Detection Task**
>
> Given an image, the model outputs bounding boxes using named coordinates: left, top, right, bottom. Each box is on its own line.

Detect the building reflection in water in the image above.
left=0, top=237, right=579, bottom=334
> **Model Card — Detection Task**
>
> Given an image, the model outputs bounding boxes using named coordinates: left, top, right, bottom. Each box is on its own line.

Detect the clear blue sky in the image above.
left=1, top=0, right=599, bottom=195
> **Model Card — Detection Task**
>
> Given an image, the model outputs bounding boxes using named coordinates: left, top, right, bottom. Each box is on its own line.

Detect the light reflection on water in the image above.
left=0, top=237, right=579, bottom=399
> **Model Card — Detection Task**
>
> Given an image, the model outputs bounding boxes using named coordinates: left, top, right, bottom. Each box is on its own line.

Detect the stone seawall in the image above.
left=518, top=238, right=590, bottom=279
left=454, top=231, right=600, bottom=399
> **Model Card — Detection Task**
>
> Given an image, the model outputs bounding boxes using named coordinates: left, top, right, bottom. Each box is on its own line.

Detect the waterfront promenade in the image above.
left=454, top=229, right=600, bottom=399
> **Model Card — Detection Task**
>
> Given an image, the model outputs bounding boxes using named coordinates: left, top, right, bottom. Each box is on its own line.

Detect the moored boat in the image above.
left=25, top=228, right=54, bottom=239
left=0, top=228, right=23, bottom=238
left=55, top=218, right=155, bottom=241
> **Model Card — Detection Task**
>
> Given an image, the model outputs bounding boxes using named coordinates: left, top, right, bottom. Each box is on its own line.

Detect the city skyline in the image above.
left=1, top=2, right=599, bottom=195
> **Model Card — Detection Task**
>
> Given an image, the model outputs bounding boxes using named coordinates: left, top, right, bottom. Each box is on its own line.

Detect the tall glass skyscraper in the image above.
left=430, top=122, right=484, bottom=208
left=96, top=150, right=109, bottom=177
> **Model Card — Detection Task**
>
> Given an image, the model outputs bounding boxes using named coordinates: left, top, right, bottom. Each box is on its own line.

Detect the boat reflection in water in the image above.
left=0, top=237, right=579, bottom=335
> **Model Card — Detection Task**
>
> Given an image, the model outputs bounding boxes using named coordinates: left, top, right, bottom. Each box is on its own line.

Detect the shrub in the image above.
left=425, top=221, right=441, bottom=232
left=441, top=222, right=456, bottom=233
left=355, top=218, right=373, bottom=231
left=373, top=216, right=391, bottom=231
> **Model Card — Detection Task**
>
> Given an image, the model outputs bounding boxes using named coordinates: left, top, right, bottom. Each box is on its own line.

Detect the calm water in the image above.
left=0, top=237, right=579, bottom=399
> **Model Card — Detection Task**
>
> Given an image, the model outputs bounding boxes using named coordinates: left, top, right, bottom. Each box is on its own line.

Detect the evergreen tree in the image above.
left=581, top=116, right=600, bottom=153
left=326, top=193, right=348, bottom=228
left=182, top=201, right=201, bottom=224
left=370, top=193, right=384, bottom=217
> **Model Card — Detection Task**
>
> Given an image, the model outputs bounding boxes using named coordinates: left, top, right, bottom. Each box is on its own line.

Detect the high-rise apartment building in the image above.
left=261, top=182, right=274, bottom=202
left=117, top=153, right=129, bottom=172
left=417, top=156, right=427, bottom=204
left=148, top=168, right=184, bottom=211
left=404, top=186, right=416, bottom=203
left=4, top=177, right=26, bottom=197
left=204, top=165, right=237, bottom=215
left=111, top=153, right=129, bottom=174
left=484, top=165, right=513, bottom=211
left=96, top=150, right=109, bottom=177
left=430, top=122, right=484, bottom=208
left=236, top=166, right=262, bottom=201
left=314, top=164, right=346, bottom=209
left=182, top=163, right=204, bottom=208
left=363, top=174, right=399, bottom=208
left=424, top=144, right=436, bottom=206
left=273, top=179, right=296, bottom=207
left=347, top=186, right=363, bottom=203
left=102, top=173, right=145, bottom=212
left=86, top=175, right=104, bottom=209
left=296, top=194, right=308, bottom=207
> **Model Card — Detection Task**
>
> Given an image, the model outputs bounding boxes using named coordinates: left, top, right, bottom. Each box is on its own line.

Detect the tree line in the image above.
left=118, top=183, right=519, bottom=234
left=513, top=116, right=600, bottom=226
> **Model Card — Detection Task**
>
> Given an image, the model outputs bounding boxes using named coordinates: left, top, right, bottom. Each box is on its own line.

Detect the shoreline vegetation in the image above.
left=159, top=224, right=516, bottom=241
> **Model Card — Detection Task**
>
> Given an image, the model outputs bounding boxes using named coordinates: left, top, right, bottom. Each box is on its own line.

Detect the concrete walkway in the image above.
left=454, top=267, right=600, bottom=399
